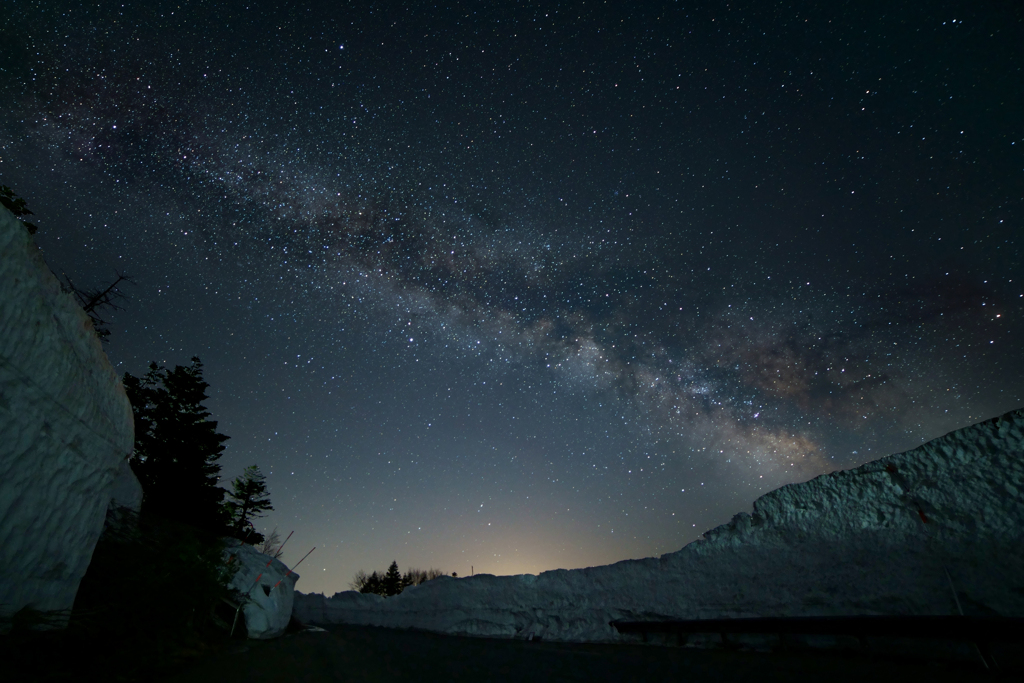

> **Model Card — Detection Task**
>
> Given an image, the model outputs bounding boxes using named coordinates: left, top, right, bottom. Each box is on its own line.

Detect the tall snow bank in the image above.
left=0, top=206, right=135, bottom=629
left=295, top=408, right=1024, bottom=642
left=224, top=541, right=300, bottom=639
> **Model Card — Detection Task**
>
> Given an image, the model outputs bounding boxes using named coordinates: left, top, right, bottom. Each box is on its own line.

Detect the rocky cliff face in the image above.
left=0, top=206, right=136, bottom=629
left=295, top=408, right=1024, bottom=642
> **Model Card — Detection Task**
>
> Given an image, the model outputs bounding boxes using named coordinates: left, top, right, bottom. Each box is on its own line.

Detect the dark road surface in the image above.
left=161, top=624, right=1015, bottom=683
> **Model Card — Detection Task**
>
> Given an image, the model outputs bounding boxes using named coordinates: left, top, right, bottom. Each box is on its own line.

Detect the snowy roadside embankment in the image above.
left=225, top=541, right=300, bottom=639
left=295, top=408, right=1024, bottom=642
left=0, top=206, right=135, bottom=629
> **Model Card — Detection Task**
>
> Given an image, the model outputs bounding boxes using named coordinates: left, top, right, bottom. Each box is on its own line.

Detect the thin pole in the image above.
left=243, top=571, right=265, bottom=598
left=243, top=528, right=296, bottom=593
left=947, top=568, right=990, bottom=669
left=229, top=531, right=300, bottom=637
left=945, top=568, right=964, bottom=616
left=270, top=547, right=316, bottom=591
left=230, top=602, right=243, bottom=637
left=276, top=530, right=295, bottom=556
left=242, top=531, right=293, bottom=598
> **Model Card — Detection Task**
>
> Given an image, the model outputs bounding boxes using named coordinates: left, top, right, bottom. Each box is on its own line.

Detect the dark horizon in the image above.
left=2, top=0, right=1021, bottom=594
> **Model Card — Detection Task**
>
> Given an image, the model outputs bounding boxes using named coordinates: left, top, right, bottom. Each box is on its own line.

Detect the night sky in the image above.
left=2, top=1, right=1022, bottom=594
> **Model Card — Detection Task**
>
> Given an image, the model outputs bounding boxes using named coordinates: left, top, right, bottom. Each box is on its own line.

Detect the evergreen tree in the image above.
left=383, top=560, right=404, bottom=597
left=225, top=465, right=273, bottom=544
left=352, top=563, right=445, bottom=596
left=358, top=571, right=383, bottom=595
left=125, top=357, right=229, bottom=535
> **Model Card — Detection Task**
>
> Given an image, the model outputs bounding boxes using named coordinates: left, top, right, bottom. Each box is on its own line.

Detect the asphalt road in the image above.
left=160, top=624, right=1014, bottom=683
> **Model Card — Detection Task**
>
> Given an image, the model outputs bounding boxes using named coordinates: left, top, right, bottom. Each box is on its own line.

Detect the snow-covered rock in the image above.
left=107, top=458, right=143, bottom=513
left=294, top=408, right=1024, bottom=642
left=0, top=206, right=135, bottom=630
left=224, top=540, right=300, bottom=639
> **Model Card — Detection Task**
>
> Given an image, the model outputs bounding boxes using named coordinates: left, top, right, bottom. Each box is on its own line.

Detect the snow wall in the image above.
left=0, top=206, right=136, bottom=629
left=295, top=408, right=1024, bottom=642
left=224, top=540, right=300, bottom=639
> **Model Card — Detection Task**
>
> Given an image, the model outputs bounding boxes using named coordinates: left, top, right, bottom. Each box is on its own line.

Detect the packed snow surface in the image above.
left=0, top=206, right=135, bottom=629
left=295, top=409, right=1024, bottom=642
left=108, top=458, right=143, bottom=513
left=225, top=541, right=300, bottom=639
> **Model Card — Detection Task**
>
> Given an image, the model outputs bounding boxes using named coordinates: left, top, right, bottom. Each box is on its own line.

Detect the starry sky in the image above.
left=2, top=0, right=1022, bottom=594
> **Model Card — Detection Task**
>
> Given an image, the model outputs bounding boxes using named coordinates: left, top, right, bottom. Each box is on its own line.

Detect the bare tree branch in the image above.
left=60, top=271, right=136, bottom=341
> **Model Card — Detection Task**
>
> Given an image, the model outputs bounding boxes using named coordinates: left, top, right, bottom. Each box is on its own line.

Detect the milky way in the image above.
left=2, top=0, right=1022, bottom=591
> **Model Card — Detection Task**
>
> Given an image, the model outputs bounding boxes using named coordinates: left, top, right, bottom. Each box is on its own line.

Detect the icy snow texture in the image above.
left=0, top=206, right=135, bottom=629
left=108, top=458, right=143, bottom=512
left=225, top=540, right=300, bottom=639
left=295, top=409, right=1024, bottom=642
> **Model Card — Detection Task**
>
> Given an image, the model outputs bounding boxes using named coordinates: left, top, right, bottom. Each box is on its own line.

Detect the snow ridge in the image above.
left=0, top=206, right=135, bottom=628
left=295, top=408, right=1024, bottom=642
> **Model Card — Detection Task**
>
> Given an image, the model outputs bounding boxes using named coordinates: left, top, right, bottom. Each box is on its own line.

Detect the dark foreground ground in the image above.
left=157, top=624, right=1019, bottom=683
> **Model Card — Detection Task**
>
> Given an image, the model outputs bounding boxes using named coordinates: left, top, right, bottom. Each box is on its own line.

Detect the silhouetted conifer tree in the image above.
left=358, top=571, right=383, bottom=595
left=125, top=357, right=229, bottom=535
left=226, top=465, right=273, bottom=544
left=383, top=560, right=404, bottom=597
left=352, top=563, right=445, bottom=596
